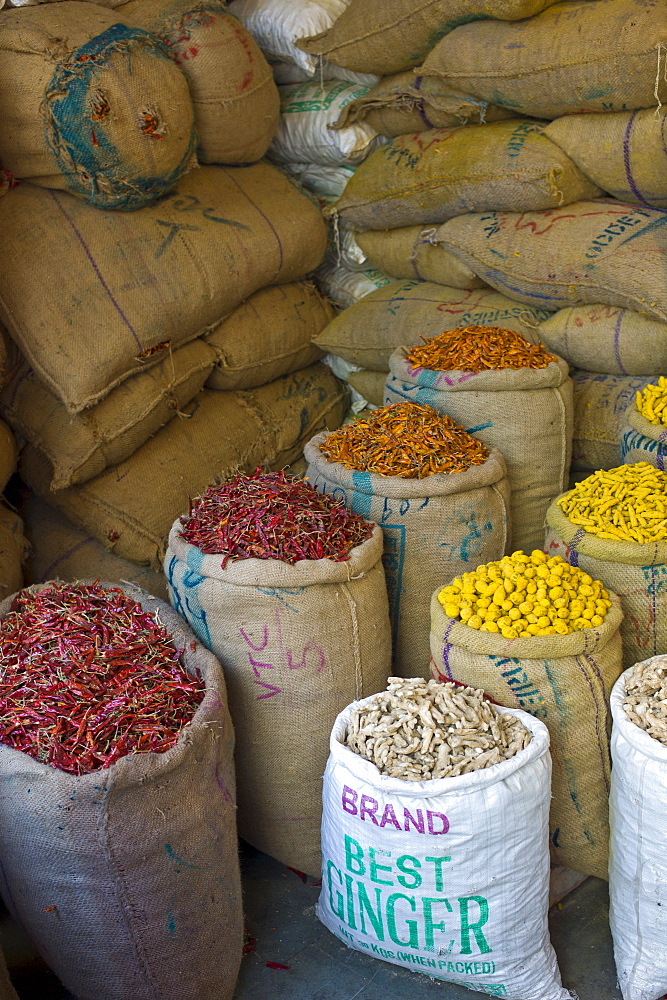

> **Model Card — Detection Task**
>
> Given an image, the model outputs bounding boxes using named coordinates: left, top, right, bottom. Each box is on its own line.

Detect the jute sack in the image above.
left=297, top=0, right=560, bottom=76
left=545, top=109, right=667, bottom=211
left=437, top=202, right=667, bottom=323
left=609, top=664, right=667, bottom=1000
left=0, top=582, right=242, bottom=1000
left=1, top=341, right=215, bottom=491
left=570, top=371, right=653, bottom=472
left=0, top=505, right=25, bottom=601
left=329, top=121, right=600, bottom=231
left=205, top=282, right=330, bottom=391
left=0, top=420, right=17, bottom=492
left=386, top=349, right=573, bottom=553
left=320, top=704, right=571, bottom=999
left=120, top=0, right=280, bottom=165
left=545, top=497, right=667, bottom=670
left=620, top=402, right=667, bottom=470
left=227, top=0, right=350, bottom=75
left=270, top=59, right=379, bottom=88
left=333, top=70, right=517, bottom=137
left=422, top=0, right=667, bottom=120
left=22, top=494, right=168, bottom=601
left=21, top=365, right=348, bottom=568
left=305, top=434, right=510, bottom=677
left=346, top=368, right=384, bottom=406
left=269, top=81, right=385, bottom=167
left=0, top=162, right=328, bottom=414
left=430, top=588, right=624, bottom=879
left=356, top=227, right=485, bottom=290
left=312, top=280, right=552, bottom=371
left=165, top=523, right=391, bottom=877
left=539, top=305, right=667, bottom=376
left=315, top=261, right=392, bottom=310
left=0, top=3, right=197, bottom=210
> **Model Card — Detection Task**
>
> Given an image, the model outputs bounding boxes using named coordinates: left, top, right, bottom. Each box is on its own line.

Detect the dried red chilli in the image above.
left=179, top=468, right=373, bottom=566
left=0, top=582, right=205, bottom=776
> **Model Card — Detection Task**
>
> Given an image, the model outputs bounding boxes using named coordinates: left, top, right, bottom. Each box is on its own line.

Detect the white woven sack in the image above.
left=318, top=698, right=572, bottom=999
left=271, top=60, right=379, bottom=87
left=281, top=161, right=355, bottom=198
left=227, top=0, right=350, bottom=74
left=609, top=663, right=667, bottom=1000
left=270, top=81, right=386, bottom=166
left=316, top=260, right=392, bottom=309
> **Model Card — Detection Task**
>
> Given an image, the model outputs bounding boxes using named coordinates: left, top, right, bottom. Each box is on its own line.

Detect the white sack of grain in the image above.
left=227, top=0, right=350, bottom=74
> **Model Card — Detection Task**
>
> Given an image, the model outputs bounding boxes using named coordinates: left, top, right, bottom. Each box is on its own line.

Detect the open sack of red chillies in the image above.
left=0, top=580, right=242, bottom=1000
left=164, top=469, right=393, bottom=879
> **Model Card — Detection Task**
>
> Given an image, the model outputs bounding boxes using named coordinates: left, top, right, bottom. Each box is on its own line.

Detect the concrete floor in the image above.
left=1, top=844, right=621, bottom=999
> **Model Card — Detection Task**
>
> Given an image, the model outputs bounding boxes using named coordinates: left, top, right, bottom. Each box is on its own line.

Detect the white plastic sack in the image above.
left=319, top=697, right=571, bottom=999
left=227, top=0, right=350, bottom=75
left=281, top=161, right=355, bottom=198
left=322, top=353, right=371, bottom=412
left=316, top=260, right=392, bottom=309
left=270, top=82, right=387, bottom=166
left=609, top=662, right=667, bottom=1000
left=271, top=60, right=379, bottom=87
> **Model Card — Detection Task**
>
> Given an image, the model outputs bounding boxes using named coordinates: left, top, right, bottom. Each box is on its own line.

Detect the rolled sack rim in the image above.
left=328, top=694, right=550, bottom=800
left=625, top=401, right=667, bottom=445
left=304, top=432, right=508, bottom=499
left=430, top=585, right=624, bottom=658
left=546, top=494, right=667, bottom=566
left=165, top=519, right=384, bottom=586
left=387, top=346, right=570, bottom=392
left=0, top=580, right=230, bottom=789
left=611, top=663, right=667, bottom=765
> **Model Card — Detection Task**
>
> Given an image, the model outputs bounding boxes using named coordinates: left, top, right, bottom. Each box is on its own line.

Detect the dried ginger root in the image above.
left=624, top=655, right=667, bottom=745
left=344, top=677, right=531, bottom=781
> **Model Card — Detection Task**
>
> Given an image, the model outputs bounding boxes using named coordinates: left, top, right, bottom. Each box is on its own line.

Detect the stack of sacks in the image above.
left=0, top=0, right=346, bottom=594
left=299, top=0, right=667, bottom=464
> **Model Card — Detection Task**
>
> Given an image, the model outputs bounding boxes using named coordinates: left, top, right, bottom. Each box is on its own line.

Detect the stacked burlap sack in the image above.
left=286, top=0, right=667, bottom=457
left=0, top=0, right=352, bottom=599
left=0, top=334, right=25, bottom=602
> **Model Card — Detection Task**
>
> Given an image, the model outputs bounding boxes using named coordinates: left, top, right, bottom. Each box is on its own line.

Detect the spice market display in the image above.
left=0, top=0, right=665, bottom=995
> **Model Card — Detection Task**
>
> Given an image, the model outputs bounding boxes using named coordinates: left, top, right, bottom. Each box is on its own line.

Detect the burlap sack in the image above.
left=205, top=281, right=329, bottom=391
left=22, top=493, right=168, bottom=600
left=356, top=227, right=485, bottom=289
left=545, top=109, right=667, bottom=210
left=620, top=402, right=667, bottom=470
left=0, top=582, right=242, bottom=1000
left=386, top=349, right=573, bottom=553
left=422, top=0, right=667, bottom=120
left=0, top=505, right=24, bottom=601
left=305, top=434, right=510, bottom=677
left=437, top=202, right=667, bottom=323
left=0, top=3, right=196, bottom=209
left=297, top=0, right=559, bottom=75
left=0, top=162, right=328, bottom=414
left=346, top=368, right=384, bottom=406
left=165, top=523, right=391, bottom=876
left=0, top=420, right=16, bottom=493
left=329, top=121, right=600, bottom=231
left=312, top=280, right=551, bottom=370
left=21, top=365, right=348, bottom=568
left=1, top=341, right=215, bottom=491
left=333, top=70, right=517, bottom=137
left=545, top=499, right=667, bottom=672
left=120, top=0, right=280, bottom=165
left=539, top=305, right=667, bottom=376
left=570, top=370, right=653, bottom=472
left=430, top=587, right=624, bottom=879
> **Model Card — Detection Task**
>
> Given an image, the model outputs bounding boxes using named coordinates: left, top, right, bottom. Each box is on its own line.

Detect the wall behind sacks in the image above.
left=0, top=2, right=197, bottom=210
left=0, top=162, right=328, bottom=414
left=20, top=365, right=348, bottom=568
